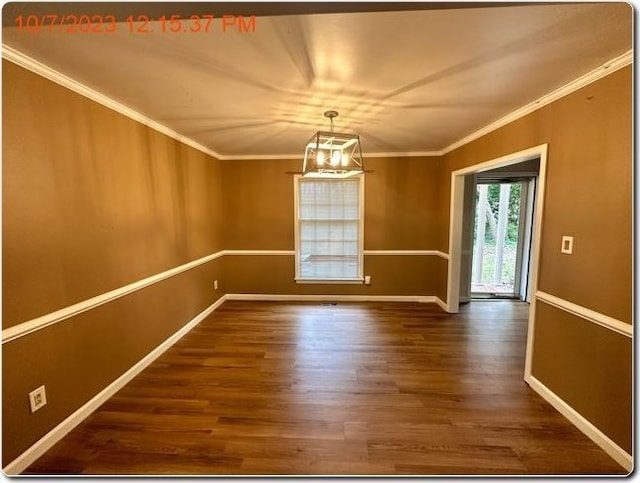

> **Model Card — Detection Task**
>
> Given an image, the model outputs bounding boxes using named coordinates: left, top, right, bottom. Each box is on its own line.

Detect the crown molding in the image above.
left=359, top=151, right=442, bottom=158
left=441, top=49, right=633, bottom=155
left=3, top=45, right=632, bottom=160
left=221, top=150, right=442, bottom=161
left=220, top=153, right=302, bottom=160
left=2, top=44, right=224, bottom=160
left=222, top=151, right=443, bottom=161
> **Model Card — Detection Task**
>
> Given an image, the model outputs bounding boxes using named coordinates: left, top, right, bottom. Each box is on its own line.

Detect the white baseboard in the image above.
left=226, top=293, right=447, bottom=310
left=526, top=374, right=632, bottom=473
left=2, top=296, right=227, bottom=476
left=434, top=297, right=449, bottom=312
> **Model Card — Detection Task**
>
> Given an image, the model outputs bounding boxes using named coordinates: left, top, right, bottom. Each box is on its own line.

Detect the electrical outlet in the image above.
left=214, top=280, right=218, bottom=290
left=29, top=385, right=47, bottom=413
left=364, top=275, right=371, bottom=285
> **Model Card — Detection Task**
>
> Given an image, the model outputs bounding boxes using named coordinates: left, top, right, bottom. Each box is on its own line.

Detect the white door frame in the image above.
left=445, top=144, right=548, bottom=378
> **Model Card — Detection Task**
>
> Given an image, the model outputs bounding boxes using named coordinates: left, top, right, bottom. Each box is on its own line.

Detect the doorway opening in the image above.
left=445, top=144, right=547, bottom=379
left=456, top=157, right=540, bottom=305
left=470, top=177, right=535, bottom=300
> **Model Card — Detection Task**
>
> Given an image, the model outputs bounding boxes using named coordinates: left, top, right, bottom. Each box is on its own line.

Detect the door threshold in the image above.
left=471, top=294, right=520, bottom=300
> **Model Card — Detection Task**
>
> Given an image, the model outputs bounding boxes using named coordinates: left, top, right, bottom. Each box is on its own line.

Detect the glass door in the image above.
left=471, top=180, right=531, bottom=298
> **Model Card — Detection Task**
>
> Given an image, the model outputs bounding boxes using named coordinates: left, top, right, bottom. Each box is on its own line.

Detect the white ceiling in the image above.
left=3, top=3, right=632, bottom=158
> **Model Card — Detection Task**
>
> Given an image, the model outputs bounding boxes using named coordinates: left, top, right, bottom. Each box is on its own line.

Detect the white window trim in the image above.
left=293, top=174, right=365, bottom=284
left=294, top=279, right=364, bottom=284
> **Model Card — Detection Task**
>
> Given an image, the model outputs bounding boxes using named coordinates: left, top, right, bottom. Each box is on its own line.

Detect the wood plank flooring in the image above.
left=24, top=300, right=625, bottom=475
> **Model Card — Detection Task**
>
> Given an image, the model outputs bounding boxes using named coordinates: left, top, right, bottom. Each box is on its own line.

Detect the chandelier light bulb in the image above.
left=331, top=150, right=341, bottom=166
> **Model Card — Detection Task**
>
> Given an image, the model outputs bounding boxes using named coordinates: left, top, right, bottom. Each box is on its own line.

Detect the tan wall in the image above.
left=532, top=302, right=632, bottom=453
left=223, top=255, right=439, bottom=296
left=2, top=261, right=222, bottom=464
left=223, top=156, right=442, bottom=250
left=2, top=61, right=224, bottom=464
left=222, top=156, right=444, bottom=296
left=440, top=67, right=632, bottom=323
left=3, top=61, right=225, bottom=328
left=434, top=257, right=448, bottom=303
left=439, top=66, right=632, bottom=452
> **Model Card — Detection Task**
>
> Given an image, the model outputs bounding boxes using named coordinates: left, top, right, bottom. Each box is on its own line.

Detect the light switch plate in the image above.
left=561, top=236, right=574, bottom=254
left=29, top=385, right=47, bottom=413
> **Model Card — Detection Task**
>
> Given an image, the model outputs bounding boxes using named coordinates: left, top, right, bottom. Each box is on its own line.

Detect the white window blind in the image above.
left=295, top=176, right=363, bottom=282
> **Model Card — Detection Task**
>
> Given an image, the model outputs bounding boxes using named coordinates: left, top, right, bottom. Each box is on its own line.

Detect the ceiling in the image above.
left=2, top=2, right=632, bottom=158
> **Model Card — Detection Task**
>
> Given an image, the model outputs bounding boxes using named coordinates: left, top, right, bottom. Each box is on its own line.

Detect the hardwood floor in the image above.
left=24, top=300, right=625, bottom=475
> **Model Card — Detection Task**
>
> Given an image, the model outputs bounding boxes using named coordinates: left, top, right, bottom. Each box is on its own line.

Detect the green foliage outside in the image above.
left=484, top=183, right=521, bottom=247
left=472, top=182, right=521, bottom=287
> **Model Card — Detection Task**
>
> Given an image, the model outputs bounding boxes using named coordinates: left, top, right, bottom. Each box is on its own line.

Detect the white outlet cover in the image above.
left=29, top=385, right=47, bottom=413
left=561, top=236, right=574, bottom=254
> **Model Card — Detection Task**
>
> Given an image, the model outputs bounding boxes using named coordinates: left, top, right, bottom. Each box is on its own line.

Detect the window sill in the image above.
left=295, top=278, right=364, bottom=285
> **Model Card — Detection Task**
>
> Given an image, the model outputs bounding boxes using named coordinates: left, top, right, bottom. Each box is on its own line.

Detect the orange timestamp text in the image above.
left=14, top=14, right=257, bottom=34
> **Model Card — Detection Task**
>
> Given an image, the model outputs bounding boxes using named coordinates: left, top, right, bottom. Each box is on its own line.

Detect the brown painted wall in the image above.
left=2, top=261, right=222, bottom=464
left=223, top=255, right=439, bottom=297
left=362, top=157, right=442, bottom=250
left=440, top=66, right=632, bottom=324
left=3, top=60, right=224, bottom=328
left=532, top=302, right=632, bottom=453
left=434, top=257, right=448, bottom=303
left=223, top=156, right=442, bottom=250
left=3, top=61, right=224, bottom=464
left=440, top=66, right=632, bottom=452
left=222, top=156, right=444, bottom=296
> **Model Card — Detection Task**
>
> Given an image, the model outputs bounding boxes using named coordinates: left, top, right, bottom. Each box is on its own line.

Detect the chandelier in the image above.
left=302, top=110, right=364, bottom=178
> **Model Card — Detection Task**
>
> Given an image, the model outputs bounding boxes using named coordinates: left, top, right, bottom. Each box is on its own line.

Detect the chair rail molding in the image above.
left=2, top=251, right=225, bottom=344
left=536, top=291, right=631, bottom=338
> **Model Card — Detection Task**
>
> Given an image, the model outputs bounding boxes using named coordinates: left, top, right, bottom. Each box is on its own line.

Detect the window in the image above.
left=294, top=175, right=364, bottom=282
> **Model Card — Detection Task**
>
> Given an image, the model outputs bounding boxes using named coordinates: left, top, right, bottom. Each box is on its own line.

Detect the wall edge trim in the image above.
left=2, top=296, right=227, bottom=476
left=441, top=50, right=633, bottom=154
left=2, top=251, right=225, bottom=344
left=536, top=291, right=632, bottom=338
left=526, top=374, right=632, bottom=473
